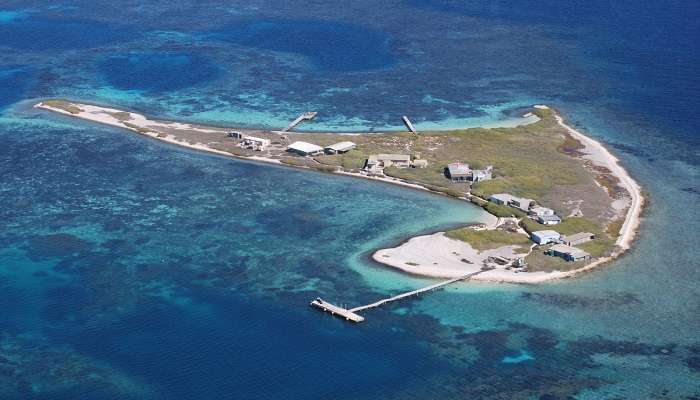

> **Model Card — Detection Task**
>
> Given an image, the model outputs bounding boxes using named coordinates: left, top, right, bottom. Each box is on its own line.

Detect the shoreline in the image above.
left=31, top=100, right=644, bottom=284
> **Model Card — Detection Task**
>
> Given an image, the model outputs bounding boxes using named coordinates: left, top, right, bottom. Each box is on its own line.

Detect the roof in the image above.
left=288, top=141, right=323, bottom=153
left=538, top=214, right=561, bottom=222
left=448, top=162, right=471, bottom=175
left=243, top=135, right=270, bottom=143
left=325, top=141, right=356, bottom=152
left=532, top=230, right=560, bottom=239
left=511, top=196, right=534, bottom=206
left=530, top=206, right=553, bottom=214
left=490, top=193, right=513, bottom=202
left=550, top=244, right=590, bottom=258
left=563, top=232, right=594, bottom=242
left=376, top=154, right=411, bottom=162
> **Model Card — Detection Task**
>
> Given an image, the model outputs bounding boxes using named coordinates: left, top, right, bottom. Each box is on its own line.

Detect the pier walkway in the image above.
left=310, top=270, right=483, bottom=323
left=402, top=115, right=417, bottom=134
left=282, top=111, right=318, bottom=132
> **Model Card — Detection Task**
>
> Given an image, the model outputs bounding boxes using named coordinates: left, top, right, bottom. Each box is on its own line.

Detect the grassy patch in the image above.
left=557, top=133, right=585, bottom=156
left=606, top=217, right=625, bottom=236
left=445, top=228, right=530, bottom=251
left=43, top=99, right=82, bottom=114
left=577, top=239, right=615, bottom=258
left=314, top=149, right=367, bottom=170
left=483, top=202, right=524, bottom=218
left=279, top=157, right=312, bottom=167
left=108, top=111, right=132, bottom=121
left=525, top=249, right=588, bottom=272
left=123, top=122, right=153, bottom=134
left=297, top=111, right=590, bottom=201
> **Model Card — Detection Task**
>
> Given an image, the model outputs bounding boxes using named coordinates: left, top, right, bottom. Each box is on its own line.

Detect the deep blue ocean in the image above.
left=1, top=1, right=699, bottom=399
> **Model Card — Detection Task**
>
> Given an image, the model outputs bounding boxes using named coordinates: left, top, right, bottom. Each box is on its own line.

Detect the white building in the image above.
left=547, top=244, right=591, bottom=262
left=324, top=141, right=356, bottom=154
left=489, top=193, right=513, bottom=205
left=538, top=214, right=562, bottom=225
left=529, top=206, right=555, bottom=217
left=241, top=136, right=271, bottom=151
left=561, top=232, right=595, bottom=246
left=531, top=230, right=561, bottom=245
left=447, top=163, right=470, bottom=182
left=509, top=196, right=534, bottom=212
left=471, top=166, right=493, bottom=182
left=366, top=154, right=412, bottom=171
left=287, top=141, right=324, bottom=156
left=412, top=159, right=429, bottom=168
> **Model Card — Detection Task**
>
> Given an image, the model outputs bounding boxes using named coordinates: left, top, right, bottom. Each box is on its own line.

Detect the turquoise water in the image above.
left=1, top=1, right=699, bottom=399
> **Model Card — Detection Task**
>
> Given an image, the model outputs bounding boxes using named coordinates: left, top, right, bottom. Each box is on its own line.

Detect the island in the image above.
left=33, top=99, right=643, bottom=284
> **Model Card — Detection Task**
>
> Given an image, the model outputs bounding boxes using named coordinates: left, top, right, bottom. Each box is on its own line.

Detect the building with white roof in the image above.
left=366, top=154, right=412, bottom=171
left=324, top=141, right=356, bottom=154
left=538, top=214, right=562, bottom=225
left=547, top=244, right=591, bottom=262
left=287, top=141, right=324, bottom=156
left=241, top=136, right=270, bottom=151
left=447, top=163, right=471, bottom=182
left=561, top=232, right=595, bottom=246
left=531, top=230, right=561, bottom=245
left=471, top=166, right=493, bottom=182
left=489, top=193, right=513, bottom=205
left=529, top=206, right=555, bottom=217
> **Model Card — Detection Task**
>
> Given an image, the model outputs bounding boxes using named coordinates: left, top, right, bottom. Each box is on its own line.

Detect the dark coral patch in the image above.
left=27, top=233, right=91, bottom=259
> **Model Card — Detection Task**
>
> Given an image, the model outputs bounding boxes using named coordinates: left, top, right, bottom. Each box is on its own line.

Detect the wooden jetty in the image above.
left=402, top=115, right=417, bottom=134
left=282, top=111, right=318, bottom=132
left=310, top=270, right=483, bottom=323
left=310, top=298, right=365, bottom=322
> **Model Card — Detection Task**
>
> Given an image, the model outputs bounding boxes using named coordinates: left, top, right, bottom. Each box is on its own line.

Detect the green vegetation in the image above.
left=123, top=122, right=153, bottom=134
left=298, top=109, right=589, bottom=201
left=108, top=111, right=132, bottom=121
left=313, top=149, right=367, bottom=170
left=445, top=228, right=531, bottom=251
left=43, top=100, right=82, bottom=115
left=525, top=249, right=587, bottom=272
left=279, top=157, right=312, bottom=167
left=483, top=202, right=525, bottom=218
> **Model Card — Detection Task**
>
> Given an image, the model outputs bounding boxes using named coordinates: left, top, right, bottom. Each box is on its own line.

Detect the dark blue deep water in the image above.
left=1, top=1, right=699, bottom=399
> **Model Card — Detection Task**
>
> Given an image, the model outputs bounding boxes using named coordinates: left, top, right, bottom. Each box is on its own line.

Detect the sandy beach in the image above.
left=33, top=101, right=644, bottom=284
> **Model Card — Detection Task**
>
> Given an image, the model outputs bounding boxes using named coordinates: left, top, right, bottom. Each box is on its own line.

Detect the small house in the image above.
left=471, top=166, right=493, bottom=182
left=241, top=136, right=271, bottom=151
left=324, top=141, right=356, bottom=154
left=227, top=131, right=243, bottom=139
left=412, top=159, right=429, bottom=168
left=547, top=244, right=591, bottom=262
left=538, top=214, right=562, bottom=225
left=562, top=232, right=595, bottom=246
left=366, top=154, right=412, bottom=170
left=489, top=193, right=513, bottom=205
left=531, top=230, right=561, bottom=245
left=529, top=206, right=555, bottom=217
left=509, top=196, right=534, bottom=212
left=287, top=141, right=324, bottom=156
left=447, top=163, right=471, bottom=182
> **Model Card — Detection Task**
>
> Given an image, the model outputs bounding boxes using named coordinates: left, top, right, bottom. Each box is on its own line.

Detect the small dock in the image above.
left=310, top=298, right=365, bottom=322
left=402, top=115, right=417, bottom=134
left=310, top=270, right=483, bottom=323
left=282, top=111, right=318, bottom=132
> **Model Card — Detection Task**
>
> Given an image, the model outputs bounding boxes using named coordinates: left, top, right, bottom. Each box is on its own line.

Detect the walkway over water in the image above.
left=310, top=270, right=484, bottom=323
left=282, top=111, right=318, bottom=132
